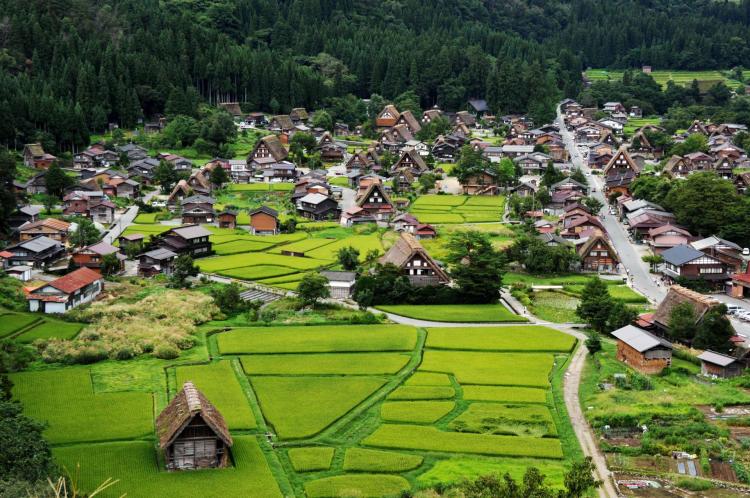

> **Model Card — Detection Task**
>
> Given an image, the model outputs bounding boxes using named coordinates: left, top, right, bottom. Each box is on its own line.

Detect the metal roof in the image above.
left=661, top=244, right=705, bottom=266
left=170, top=225, right=212, bottom=239
left=611, top=325, right=672, bottom=352
left=697, top=350, right=737, bottom=367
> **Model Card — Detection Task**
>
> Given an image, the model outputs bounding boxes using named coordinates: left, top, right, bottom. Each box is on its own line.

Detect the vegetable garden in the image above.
left=9, top=321, right=582, bottom=496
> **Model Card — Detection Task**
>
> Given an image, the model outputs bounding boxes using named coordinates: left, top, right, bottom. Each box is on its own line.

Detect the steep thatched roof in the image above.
left=603, top=146, right=641, bottom=175
left=258, top=135, right=288, bottom=161
left=652, top=285, right=721, bottom=329
left=379, top=232, right=449, bottom=283
left=156, top=382, right=233, bottom=449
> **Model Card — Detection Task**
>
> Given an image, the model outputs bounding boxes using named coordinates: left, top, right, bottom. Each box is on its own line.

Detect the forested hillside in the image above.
left=2, top=0, right=750, bottom=151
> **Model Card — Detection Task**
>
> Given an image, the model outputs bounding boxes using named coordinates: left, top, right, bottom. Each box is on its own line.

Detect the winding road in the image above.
left=378, top=305, right=619, bottom=498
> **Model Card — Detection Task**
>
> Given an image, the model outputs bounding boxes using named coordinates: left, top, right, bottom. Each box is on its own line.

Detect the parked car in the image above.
left=738, top=311, right=750, bottom=322
left=743, top=247, right=749, bottom=256
left=726, top=305, right=744, bottom=315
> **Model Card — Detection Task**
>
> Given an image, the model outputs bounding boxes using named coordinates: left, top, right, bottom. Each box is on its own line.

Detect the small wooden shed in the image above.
left=697, top=350, right=744, bottom=378
left=611, top=325, right=672, bottom=374
left=156, top=382, right=233, bottom=471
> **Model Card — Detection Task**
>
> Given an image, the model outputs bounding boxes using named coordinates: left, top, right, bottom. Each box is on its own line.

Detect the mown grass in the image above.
left=304, top=474, right=410, bottom=497
left=251, top=376, right=387, bottom=439
left=217, top=325, right=417, bottom=354
left=343, top=448, right=423, bottom=472
left=52, top=436, right=283, bottom=498
left=420, top=351, right=555, bottom=387
left=11, top=368, right=153, bottom=444
left=381, top=401, right=455, bottom=423
left=240, top=352, right=410, bottom=375
left=363, top=424, right=564, bottom=459
left=287, top=447, right=335, bottom=472
left=15, top=320, right=84, bottom=343
left=174, top=360, right=257, bottom=430
left=424, top=326, right=575, bottom=352
left=376, top=304, right=527, bottom=323
left=462, top=386, right=549, bottom=404
left=387, top=385, right=455, bottom=400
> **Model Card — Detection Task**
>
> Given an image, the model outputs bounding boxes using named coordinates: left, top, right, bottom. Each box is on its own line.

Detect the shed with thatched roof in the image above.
left=156, top=382, right=233, bottom=471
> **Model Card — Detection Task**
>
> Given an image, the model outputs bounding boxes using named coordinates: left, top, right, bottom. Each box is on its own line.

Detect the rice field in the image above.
left=343, top=448, right=424, bottom=472
left=419, top=350, right=556, bottom=387
left=375, top=304, right=528, bottom=323
left=387, top=385, right=456, bottom=400
left=240, top=352, right=410, bottom=375
left=425, top=326, right=576, bottom=352
left=15, top=320, right=84, bottom=343
left=251, top=376, right=388, bottom=439
left=174, top=361, right=257, bottom=429
left=305, top=474, right=410, bottom=498
left=0, top=313, right=41, bottom=338
left=449, top=403, right=557, bottom=437
left=585, top=68, right=743, bottom=89
left=381, top=401, right=455, bottom=423
left=462, top=385, right=548, bottom=404
left=409, top=194, right=505, bottom=224
left=288, top=447, right=335, bottom=472
left=217, top=324, right=417, bottom=354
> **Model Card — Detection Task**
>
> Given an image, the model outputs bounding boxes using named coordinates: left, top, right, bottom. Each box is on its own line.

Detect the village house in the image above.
left=379, top=124, right=413, bottom=152
left=340, top=206, right=376, bottom=227
left=71, top=241, right=126, bottom=273
left=127, top=158, right=159, bottom=183
left=152, top=225, right=213, bottom=258
left=690, top=236, right=744, bottom=274
left=217, top=209, right=238, bottom=229
left=379, top=232, right=450, bottom=287
left=156, top=382, right=233, bottom=471
left=454, top=111, right=477, bottom=128
left=461, top=169, right=500, bottom=196
left=603, top=147, right=641, bottom=196
left=246, top=135, right=289, bottom=179
left=296, top=193, right=340, bottom=221
left=395, top=110, right=422, bottom=134
left=651, top=285, right=722, bottom=334
left=181, top=195, right=216, bottom=224
left=697, top=351, right=744, bottom=378
left=660, top=244, right=729, bottom=285
left=157, top=153, right=193, bottom=172
left=27, top=267, right=104, bottom=313
left=119, top=233, right=144, bottom=252
left=289, top=108, right=309, bottom=124
left=8, top=205, right=42, bottom=230
left=514, top=154, right=548, bottom=176
left=103, top=178, right=140, bottom=199
left=88, top=200, right=116, bottom=224
left=4, top=236, right=66, bottom=268
left=501, top=144, right=534, bottom=158
left=611, top=325, right=673, bottom=374
left=139, top=248, right=177, bottom=277
left=248, top=206, right=279, bottom=235
left=422, top=107, right=443, bottom=123
left=646, top=224, right=692, bottom=254
left=74, top=144, right=119, bottom=169
left=376, top=105, right=400, bottom=128
left=577, top=232, right=619, bottom=272
left=23, top=143, right=57, bottom=169
left=356, top=180, right=394, bottom=221
left=431, top=135, right=463, bottom=162
left=320, top=271, right=357, bottom=299
left=19, top=218, right=71, bottom=245
left=317, top=132, right=346, bottom=162
left=117, top=143, right=149, bottom=162
left=414, top=224, right=437, bottom=240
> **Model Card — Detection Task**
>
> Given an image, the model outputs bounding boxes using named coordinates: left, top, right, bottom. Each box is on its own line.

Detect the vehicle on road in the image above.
left=726, top=305, right=744, bottom=315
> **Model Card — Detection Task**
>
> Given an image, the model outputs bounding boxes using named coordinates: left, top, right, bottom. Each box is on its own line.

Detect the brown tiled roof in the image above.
left=156, top=381, right=232, bottom=449
left=34, top=267, right=102, bottom=294
left=652, top=285, right=721, bottom=328
left=21, top=218, right=71, bottom=232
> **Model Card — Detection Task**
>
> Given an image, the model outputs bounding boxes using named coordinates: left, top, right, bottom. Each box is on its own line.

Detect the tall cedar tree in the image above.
left=0, top=149, right=17, bottom=235
left=576, top=278, right=612, bottom=332
left=445, top=230, right=506, bottom=304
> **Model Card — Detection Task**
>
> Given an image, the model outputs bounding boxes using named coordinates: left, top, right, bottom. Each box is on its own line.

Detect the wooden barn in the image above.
left=156, top=382, right=233, bottom=471
left=611, top=325, right=673, bottom=374
left=697, top=351, right=744, bottom=378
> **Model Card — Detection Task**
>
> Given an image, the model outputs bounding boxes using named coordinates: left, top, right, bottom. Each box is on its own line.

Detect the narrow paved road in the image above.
left=556, top=108, right=665, bottom=304
left=381, top=305, right=618, bottom=498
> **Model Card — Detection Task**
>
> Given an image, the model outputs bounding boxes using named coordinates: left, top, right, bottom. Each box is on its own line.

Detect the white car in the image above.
left=739, top=311, right=750, bottom=322
left=726, top=305, right=744, bottom=315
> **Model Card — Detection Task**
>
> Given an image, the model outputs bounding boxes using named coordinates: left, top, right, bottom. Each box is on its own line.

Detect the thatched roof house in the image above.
left=156, top=382, right=233, bottom=471
left=379, top=232, right=449, bottom=287
left=652, top=285, right=721, bottom=332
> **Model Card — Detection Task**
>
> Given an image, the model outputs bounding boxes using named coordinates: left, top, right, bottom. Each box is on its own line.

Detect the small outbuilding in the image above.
left=697, top=350, right=744, bottom=378
left=320, top=271, right=357, bottom=299
left=156, top=382, right=233, bottom=471
left=611, top=325, right=673, bottom=374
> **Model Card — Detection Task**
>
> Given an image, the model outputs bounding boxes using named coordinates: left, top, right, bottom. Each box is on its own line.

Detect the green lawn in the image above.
left=424, top=326, right=575, bottom=352
left=375, top=304, right=527, bottom=323
left=217, top=324, right=417, bottom=354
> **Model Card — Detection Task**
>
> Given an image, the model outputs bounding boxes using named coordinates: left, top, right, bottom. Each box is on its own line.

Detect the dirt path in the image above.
left=381, top=306, right=619, bottom=497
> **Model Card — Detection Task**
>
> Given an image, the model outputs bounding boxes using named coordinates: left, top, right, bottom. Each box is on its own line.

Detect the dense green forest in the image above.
left=2, top=0, right=750, bottom=151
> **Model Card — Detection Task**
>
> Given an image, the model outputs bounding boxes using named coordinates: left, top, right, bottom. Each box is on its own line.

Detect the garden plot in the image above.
left=53, top=437, right=282, bottom=498
left=425, top=326, right=575, bottom=352
left=11, top=368, right=153, bottom=444
left=217, top=324, right=417, bottom=354
left=240, top=352, right=411, bottom=375
left=251, top=376, right=388, bottom=439
left=174, top=360, right=256, bottom=429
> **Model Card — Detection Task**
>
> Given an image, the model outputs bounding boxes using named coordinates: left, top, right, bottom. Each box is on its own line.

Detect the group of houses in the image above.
left=612, top=285, right=747, bottom=379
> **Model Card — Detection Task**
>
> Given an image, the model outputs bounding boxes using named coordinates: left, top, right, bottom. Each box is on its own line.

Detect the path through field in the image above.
left=379, top=307, right=618, bottom=498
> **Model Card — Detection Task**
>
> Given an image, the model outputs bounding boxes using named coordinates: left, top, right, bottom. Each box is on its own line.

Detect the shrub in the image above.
left=154, top=344, right=179, bottom=359
left=675, top=478, right=712, bottom=491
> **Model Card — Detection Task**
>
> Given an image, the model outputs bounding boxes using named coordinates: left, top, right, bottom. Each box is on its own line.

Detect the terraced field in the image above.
left=10, top=321, right=580, bottom=497
left=409, top=195, right=505, bottom=224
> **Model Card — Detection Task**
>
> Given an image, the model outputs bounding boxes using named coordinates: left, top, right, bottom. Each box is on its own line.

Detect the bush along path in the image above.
left=378, top=307, right=617, bottom=498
